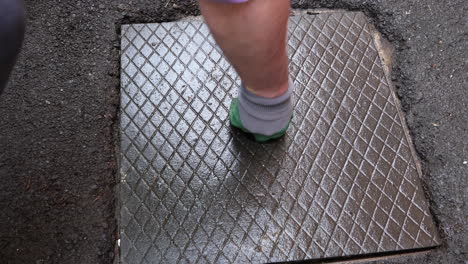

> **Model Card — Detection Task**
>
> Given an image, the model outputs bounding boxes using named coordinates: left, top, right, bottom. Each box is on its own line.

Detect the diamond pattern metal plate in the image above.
left=119, top=11, right=440, bottom=263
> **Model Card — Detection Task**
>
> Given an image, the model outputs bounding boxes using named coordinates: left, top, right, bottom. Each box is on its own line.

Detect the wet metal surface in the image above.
left=119, top=11, right=440, bottom=263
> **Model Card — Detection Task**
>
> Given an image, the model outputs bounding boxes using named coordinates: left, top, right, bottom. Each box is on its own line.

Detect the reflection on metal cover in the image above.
left=119, top=11, right=440, bottom=264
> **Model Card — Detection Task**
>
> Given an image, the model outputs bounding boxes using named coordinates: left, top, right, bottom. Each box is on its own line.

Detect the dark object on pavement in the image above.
left=0, top=0, right=26, bottom=94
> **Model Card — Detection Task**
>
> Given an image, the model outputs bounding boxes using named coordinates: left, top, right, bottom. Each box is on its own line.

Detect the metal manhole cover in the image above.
left=119, top=11, right=440, bottom=264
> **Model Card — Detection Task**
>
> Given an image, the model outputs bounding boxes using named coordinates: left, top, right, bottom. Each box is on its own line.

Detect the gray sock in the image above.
left=237, top=78, right=294, bottom=136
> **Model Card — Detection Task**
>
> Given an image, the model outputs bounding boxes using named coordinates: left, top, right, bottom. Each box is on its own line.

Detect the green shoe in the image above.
left=229, top=98, right=291, bottom=143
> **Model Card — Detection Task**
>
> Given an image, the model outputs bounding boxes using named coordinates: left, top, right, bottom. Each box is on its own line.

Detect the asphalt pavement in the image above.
left=0, top=0, right=466, bottom=263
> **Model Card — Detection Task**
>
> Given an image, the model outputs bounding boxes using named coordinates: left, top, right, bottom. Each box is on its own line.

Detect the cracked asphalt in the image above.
left=0, top=0, right=466, bottom=263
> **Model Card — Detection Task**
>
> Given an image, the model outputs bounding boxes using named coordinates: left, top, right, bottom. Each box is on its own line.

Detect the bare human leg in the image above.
left=198, top=0, right=294, bottom=141
left=199, top=0, right=290, bottom=97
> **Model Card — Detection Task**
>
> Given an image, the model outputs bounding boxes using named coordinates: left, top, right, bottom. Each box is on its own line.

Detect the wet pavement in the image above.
left=119, top=11, right=439, bottom=263
left=1, top=0, right=465, bottom=263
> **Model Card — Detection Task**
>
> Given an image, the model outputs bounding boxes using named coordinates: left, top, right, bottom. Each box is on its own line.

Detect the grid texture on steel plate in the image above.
left=119, top=12, right=439, bottom=263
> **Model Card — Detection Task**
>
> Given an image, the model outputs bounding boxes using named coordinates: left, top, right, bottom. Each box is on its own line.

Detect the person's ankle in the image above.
left=244, top=79, right=289, bottom=98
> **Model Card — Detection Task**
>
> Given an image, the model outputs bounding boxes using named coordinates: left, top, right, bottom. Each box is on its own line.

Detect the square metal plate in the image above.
left=119, top=11, right=440, bottom=264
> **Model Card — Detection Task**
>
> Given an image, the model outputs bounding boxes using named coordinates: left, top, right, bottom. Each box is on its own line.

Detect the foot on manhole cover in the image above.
left=119, top=10, right=440, bottom=264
